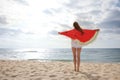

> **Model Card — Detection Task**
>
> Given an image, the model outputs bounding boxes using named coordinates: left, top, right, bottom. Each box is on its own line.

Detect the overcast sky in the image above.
left=0, top=0, right=120, bottom=48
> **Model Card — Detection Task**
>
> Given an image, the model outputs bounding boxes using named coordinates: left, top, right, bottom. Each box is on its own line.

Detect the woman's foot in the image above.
left=74, top=68, right=76, bottom=71
left=76, top=67, right=80, bottom=72
left=76, top=69, right=79, bottom=72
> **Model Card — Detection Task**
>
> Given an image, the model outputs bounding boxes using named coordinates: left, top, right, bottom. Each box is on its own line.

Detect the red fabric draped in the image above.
left=59, top=29, right=97, bottom=42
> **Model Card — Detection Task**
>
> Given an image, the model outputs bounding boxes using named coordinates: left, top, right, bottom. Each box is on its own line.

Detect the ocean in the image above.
left=0, top=48, right=120, bottom=63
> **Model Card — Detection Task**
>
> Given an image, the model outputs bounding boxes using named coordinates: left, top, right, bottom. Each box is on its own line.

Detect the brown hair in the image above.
left=73, top=21, right=84, bottom=34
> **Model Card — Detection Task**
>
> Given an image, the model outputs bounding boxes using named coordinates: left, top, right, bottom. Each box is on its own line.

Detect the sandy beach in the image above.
left=0, top=60, right=120, bottom=80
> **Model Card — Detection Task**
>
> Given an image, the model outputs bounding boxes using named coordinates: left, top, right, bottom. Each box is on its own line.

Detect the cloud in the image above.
left=13, top=0, right=29, bottom=5
left=64, top=0, right=95, bottom=9
left=0, top=15, right=8, bottom=25
left=44, top=0, right=120, bottom=39
left=0, top=28, right=22, bottom=36
left=99, top=9, right=120, bottom=28
left=0, top=27, right=33, bottom=37
left=57, top=23, right=72, bottom=30
left=97, top=1, right=120, bottom=36
left=102, top=27, right=120, bottom=33
left=48, top=30, right=58, bottom=36
left=0, top=0, right=120, bottom=48
left=43, top=8, right=62, bottom=15
left=116, top=0, right=120, bottom=7
left=99, top=20, right=120, bottom=28
left=107, top=9, right=120, bottom=21
left=43, top=9, right=53, bottom=15
left=76, top=19, right=94, bottom=28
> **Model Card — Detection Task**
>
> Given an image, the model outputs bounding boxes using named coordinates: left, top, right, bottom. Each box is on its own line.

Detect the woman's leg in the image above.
left=76, top=48, right=82, bottom=72
left=72, top=47, right=77, bottom=71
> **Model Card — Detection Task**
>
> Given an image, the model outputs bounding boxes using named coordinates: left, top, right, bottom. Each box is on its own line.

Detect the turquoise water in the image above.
left=0, top=48, right=120, bottom=63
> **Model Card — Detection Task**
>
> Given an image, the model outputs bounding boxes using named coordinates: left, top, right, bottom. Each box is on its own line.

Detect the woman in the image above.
left=72, top=22, right=99, bottom=72
left=59, top=21, right=100, bottom=72
left=71, top=21, right=84, bottom=72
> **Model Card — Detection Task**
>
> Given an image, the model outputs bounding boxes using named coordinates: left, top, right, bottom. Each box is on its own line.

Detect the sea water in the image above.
left=0, top=48, right=120, bottom=63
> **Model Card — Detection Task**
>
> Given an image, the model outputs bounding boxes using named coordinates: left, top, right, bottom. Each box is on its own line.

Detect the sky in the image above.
left=0, top=0, right=120, bottom=48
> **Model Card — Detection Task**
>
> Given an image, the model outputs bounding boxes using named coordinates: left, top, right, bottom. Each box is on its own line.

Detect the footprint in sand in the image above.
left=49, top=75, right=57, bottom=77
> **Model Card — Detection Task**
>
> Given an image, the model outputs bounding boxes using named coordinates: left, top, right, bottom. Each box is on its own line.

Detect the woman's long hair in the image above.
left=73, top=22, right=84, bottom=34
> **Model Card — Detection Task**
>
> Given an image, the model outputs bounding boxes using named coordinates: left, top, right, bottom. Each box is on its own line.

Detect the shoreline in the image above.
left=0, top=60, right=120, bottom=80
left=1, top=59, right=120, bottom=63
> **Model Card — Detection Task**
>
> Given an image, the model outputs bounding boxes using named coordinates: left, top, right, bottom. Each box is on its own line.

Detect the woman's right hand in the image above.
left=96, top=29, right=100, bottom=31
